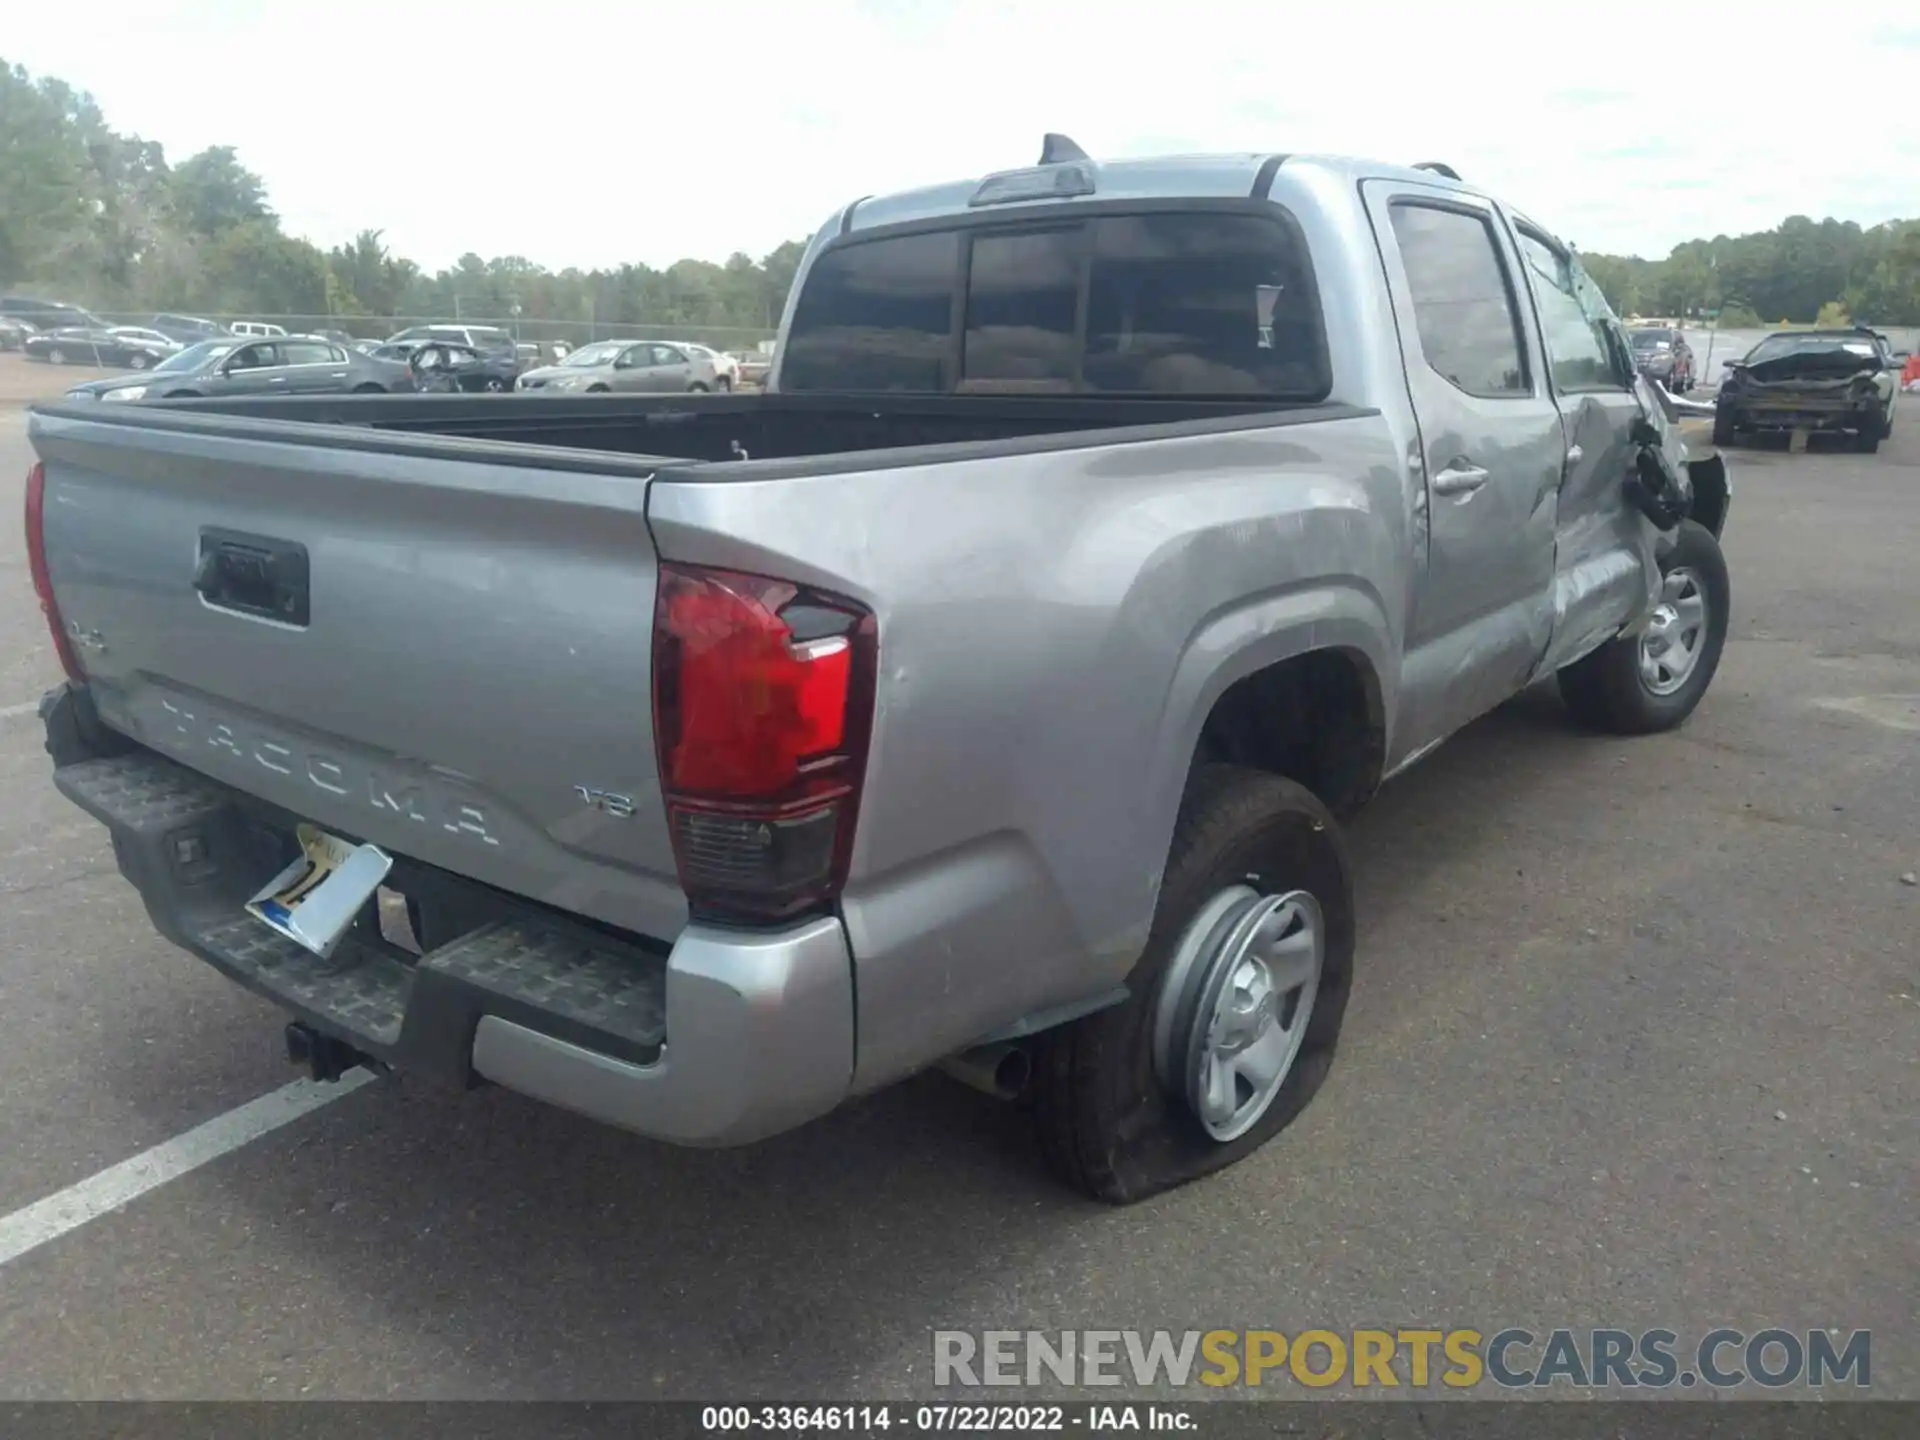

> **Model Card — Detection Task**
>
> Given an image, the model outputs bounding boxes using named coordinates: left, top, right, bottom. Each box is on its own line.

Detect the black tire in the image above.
left=687, top=381, right=709, bottom=393
left=1855, top=426, right=1881, bottom=454
left=1711, top=407, right=1737, bottom=448
left=1557, top=518, right=1730, bottom=736
left=47, top=347, right=67, bottom=365
left=1031, top=765, right=1355, bottom=1204
left=1854, top=409, right=1887, bottom=452
left=483, top=377, right=506, bottom=392
left=128, top=352, right=151, bottom=371
left=586, top=384, right=611, bottom=394
left=350, top=383, right=384, bottom=394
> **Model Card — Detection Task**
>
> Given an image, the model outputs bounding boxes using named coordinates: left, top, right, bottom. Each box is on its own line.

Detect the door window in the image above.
left=1387, top=202, right=1529, bottom=399
left=229, top=343, right=280, bottom=370
left=649, top=344, right=685, bottom=366
left=281, top=341, right=336, bottom=366
left=1513, top=230, right=1617, bottom=392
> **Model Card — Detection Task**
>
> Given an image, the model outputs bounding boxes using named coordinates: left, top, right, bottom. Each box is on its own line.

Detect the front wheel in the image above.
left=350, top=383, right=385, bottom=394
left=1711, top=407, right=1738, bottom=448
left=1557, top=519, right=1730, bottom=736
left=1031, top=765, right=1354, bottom=1204
left=686, top=381, right=709, bottom=393
left=1854, top=410, right=1887, bottom=453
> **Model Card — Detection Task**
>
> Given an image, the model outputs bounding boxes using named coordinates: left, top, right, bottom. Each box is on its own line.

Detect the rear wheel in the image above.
left=128, top=352, right=151, bottom=371
left=350, top=383, right=384, bottom=394
left=586, top=384, right=611, bottom=394
left=1031, top=765, right=1354, bottom=1204
left=1557, top=519, right=1730, bottom=735
left=48, top=347, right=68, bottom=365
left=687, top=381, right=710, bottom=393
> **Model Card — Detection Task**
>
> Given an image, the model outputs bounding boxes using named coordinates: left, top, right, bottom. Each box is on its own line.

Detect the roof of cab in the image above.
left=839, top=150, right=1479, bottom=236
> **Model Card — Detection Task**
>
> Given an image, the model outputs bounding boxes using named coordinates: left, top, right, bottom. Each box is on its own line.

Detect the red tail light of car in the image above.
left=651, top=563, right=877, bottom=924
left=25, top=462, right=85, bottom=682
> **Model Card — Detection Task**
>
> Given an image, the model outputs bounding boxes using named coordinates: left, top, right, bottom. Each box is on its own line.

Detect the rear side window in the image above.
left=1388, top=203, right=1528, bottom=398
left=782, top=210, right=1327, bottom=399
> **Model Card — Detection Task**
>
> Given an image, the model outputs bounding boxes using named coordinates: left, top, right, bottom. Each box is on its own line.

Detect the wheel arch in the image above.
left=1144, top=587, right=1395, bottom=861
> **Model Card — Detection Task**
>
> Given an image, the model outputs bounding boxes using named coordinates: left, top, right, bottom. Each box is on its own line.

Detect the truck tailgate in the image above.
left=31, top=411, right=689, bottom=941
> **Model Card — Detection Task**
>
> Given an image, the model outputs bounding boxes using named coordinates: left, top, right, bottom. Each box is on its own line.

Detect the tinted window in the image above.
left=1514, top=232, right=1616, bottom=391
left=781, top=230, right=959, bottom=391
left=782, top=212, right=1326, bottom=398
left=1081, top=214, right=1321, bottom=397
left=963, top=228, right=1081, bottom=389
left=281, top=341, right=336, bottom=365
left=1388, top=204, right=1528, bottom=398
left=230, top=344, right=279, bottom=370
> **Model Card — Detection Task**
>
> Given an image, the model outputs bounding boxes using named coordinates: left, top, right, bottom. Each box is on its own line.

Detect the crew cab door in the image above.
left=1362, top=182, right=1564, bottom=750
left=1503, top=220, right=1660, bottom=675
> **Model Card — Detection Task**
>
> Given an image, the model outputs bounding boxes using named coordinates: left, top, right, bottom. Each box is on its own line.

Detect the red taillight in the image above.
left=652, top=563, right=876, bottom=924
left=24, top=462, right=84, bottom=682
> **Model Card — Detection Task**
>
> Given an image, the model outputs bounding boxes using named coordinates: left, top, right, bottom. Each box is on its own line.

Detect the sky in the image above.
left=6, top=0, right=1918, bottom=274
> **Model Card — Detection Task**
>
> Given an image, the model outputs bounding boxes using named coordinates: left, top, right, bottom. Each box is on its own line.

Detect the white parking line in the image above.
left=0, top=700, right=39, bottom=722
left=0, top=1071, right=375, bottom=1268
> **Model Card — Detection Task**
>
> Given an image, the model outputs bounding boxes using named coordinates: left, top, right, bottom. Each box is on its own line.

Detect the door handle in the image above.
left=1432, top=463, right=1490, bottom=497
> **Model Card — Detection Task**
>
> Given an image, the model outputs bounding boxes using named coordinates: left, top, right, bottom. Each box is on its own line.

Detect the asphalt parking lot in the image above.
left=0, top=400, right=1914, bottom=1403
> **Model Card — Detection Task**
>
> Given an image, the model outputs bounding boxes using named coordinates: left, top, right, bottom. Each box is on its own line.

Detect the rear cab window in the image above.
left=780, top=208, right=1329, bottom=400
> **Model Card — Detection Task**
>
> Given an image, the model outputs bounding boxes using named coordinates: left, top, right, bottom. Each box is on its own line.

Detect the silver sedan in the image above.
left=515, top=339, right=727, bottom=394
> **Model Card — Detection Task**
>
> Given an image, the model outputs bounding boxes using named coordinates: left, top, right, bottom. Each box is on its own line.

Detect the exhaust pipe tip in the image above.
left=938, top=1041, right=1032, bottom=1101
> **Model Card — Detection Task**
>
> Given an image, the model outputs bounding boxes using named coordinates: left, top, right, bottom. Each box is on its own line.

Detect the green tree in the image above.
left=169, top=146, right=271, bottom=239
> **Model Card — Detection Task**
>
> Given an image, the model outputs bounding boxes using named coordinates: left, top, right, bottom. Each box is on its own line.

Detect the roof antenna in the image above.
left=1413, top=161, right=1461, bottom=180
left=1039, top=133, right=1090, bottom=165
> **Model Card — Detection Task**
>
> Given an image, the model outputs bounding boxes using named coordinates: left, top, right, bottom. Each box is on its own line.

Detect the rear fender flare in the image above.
left=1140, top=584, right=1394, bottom=887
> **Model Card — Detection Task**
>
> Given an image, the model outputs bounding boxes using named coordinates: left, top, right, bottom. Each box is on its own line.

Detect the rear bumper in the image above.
left=42, top=683, right=855, bottom=1147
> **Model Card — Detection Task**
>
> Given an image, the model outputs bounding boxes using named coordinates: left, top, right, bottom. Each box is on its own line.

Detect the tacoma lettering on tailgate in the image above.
left=154, top=695, right=499, bottom=846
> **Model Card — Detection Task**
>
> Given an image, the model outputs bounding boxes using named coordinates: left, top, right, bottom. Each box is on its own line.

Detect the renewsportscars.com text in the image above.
left=933, top=1328, right=1871, bottom=1390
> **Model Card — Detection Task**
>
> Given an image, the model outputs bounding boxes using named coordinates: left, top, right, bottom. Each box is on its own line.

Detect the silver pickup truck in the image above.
left=27, top=142, right=1732, bottom=1203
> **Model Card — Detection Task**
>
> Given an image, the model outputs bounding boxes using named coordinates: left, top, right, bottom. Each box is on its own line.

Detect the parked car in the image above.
left=228, top=320, right=289, bottom=338
left=386, top=339, right=520, bottom=393
left=1713, top=328, right=1899, bottom=452
left=23, top=326, right=175, bottom=369
left=107, top=326, right=186, bottom=356
left=57, top=336, right=414, bottom=401
left=145, top=313, right=228, bottom=345
left=680, top=342, right=740, bottom=389
left=514, top=338, right=725, bottom=392
left=0, top=316, right=36, bottom=352
left=0, top=296, right=105, bottom=331
left=1629, top=326, right=1694, bottom=391
left=26, top=141, right=1732, bottom=1204
left=386, top=323, right=517, bottom=355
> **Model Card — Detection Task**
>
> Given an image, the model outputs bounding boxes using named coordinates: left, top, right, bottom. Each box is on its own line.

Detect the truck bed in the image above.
left=38, top=389, right=1353, bottom=475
